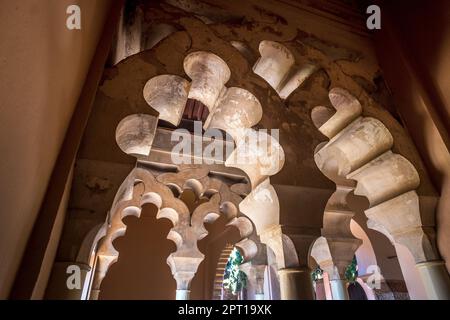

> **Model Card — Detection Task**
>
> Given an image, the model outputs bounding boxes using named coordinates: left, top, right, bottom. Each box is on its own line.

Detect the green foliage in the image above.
left=311, top=266, right=324, bottom=282
left=222, top=248, right=247, bottom=295
left=345, top=256, right=358, bottom=283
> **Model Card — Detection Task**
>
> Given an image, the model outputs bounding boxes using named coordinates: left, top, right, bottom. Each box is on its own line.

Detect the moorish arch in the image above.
left=4, top=0, right=450, bottom=304
left=86, top=50, right=292, bottom=300
left=309, top=219, right=381, bottom=300
left=350, top=219, right=379, bottom=300
left=45, top=38, right=448, bottom=301
left=310, top=88, right=450, bottom=300
left=89, top=162, right=261, bottom=300
left=212, top=244, right=234, bottom=300
left=253, top=40, right=318, bottom=100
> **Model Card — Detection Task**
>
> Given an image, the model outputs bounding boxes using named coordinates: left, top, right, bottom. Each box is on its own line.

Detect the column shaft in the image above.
left=254, top=293, right=265, bottom=300
left=416, top=260, right=450, bottom=300
left=329, top=279, right=349, bottom=300
left=176, top=289, right=190, bottom=300
left=278, top=267, right=314, bottom=300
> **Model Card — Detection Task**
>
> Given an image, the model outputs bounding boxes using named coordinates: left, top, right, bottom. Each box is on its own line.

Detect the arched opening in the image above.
left=394, top=242, right=428, bottom=300
left=212, top=246, right=247, bottom=300
left=98, top=204, right=175, bottom=299
left=199, top=211, right=242, bottom=300
left=348, top=282, right=368, bottom=300
left=350, top=219, right=377, bottom=276
left=212, top=244, right=234, bottom=300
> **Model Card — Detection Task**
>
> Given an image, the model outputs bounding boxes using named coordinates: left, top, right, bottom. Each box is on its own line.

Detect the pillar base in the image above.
left=278, top=267, right=314, bottom=300
left=416, top=260, right=450, bottom=300
left=254, top=293, right=265, bottom=300
left=176, top=289, right=190, bottom=300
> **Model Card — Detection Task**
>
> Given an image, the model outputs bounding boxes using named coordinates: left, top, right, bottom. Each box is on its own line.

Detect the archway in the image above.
left=310, top=87, right=450, bottom=300
left=99, top=204, right=175, bottom=299
left=84, top=49, right=290, bottom=301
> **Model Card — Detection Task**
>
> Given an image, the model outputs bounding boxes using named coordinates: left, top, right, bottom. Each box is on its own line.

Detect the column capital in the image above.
left=310, top=236, right=361, bottom=280
left=260, top=225, right=319, bottom=269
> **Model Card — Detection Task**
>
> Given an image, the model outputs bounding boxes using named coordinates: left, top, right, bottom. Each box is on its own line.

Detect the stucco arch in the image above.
left=87, top=163, right=260, bottom=300
left=253, top=40, right=317, bottom=99
left=138, top=50, right=289, bottom=274
left=311, top=87, right=450, bottom=299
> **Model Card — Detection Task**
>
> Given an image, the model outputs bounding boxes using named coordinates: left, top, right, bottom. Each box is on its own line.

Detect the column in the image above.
left=416, top=260, right=450, bottom=300
left=176, top=290, right=190, bottom=300
left=278, top=267, right=314, bottom=300
left=239, top=263, right=267, bottom=300
left=329, top=278, right=349, bottom=300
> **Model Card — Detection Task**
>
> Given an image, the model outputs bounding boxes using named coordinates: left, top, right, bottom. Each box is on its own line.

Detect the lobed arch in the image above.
left=350, top=219, right=378, bottom=277
left=211, top=244, right=235, bottom=300
left=88, top=164, right=261, bottom=300
left=141, top=50, right=288, bottom=267
left=86, top=48, right=295, bottom=300
left=310, top=87, right=450, bottom=299
left=253, top=40, right=318, bottom=99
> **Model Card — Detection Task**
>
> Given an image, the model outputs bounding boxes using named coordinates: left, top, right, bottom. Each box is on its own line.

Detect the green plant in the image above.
left=345, top=256, right=358, bottom=283
left=311, top=266, right=324, bottom=282
left=222, top=248, right=247, bottom=295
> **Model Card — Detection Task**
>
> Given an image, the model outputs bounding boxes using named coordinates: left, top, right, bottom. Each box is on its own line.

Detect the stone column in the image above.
left=167, top=254, right=204, bottom=300
left=314, top=279, right=327, bottom=300
left=329, top=278, right=349, bottom=300
left=416, top=260, right=450, bottom=300
left=172, top=271, right=196, bottom=300
left=258, top=225, right=320, bottom=300
left=310, top=237, right=360, bottom=300
left=176, top=290, right=191, bottom=300
left=239, top=263, right=267, bottom=300
left=278, top=267, right=315, bottom=300
left=322, top=272, right=333, bottom=300
left=320, top=266, right=350, bottom=300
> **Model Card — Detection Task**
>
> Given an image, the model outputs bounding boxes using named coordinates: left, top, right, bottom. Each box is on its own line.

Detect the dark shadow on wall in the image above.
left=348, top=282, right=368, bottom=300
left=99, top=204, right=176, bottom=299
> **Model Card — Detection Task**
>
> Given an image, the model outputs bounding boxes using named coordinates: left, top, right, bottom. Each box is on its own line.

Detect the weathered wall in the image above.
left=374, top=0, right=450, bottom=272
left=0, top=0, right=112, bottom=298
left=99, top=205, right=177, bottom=299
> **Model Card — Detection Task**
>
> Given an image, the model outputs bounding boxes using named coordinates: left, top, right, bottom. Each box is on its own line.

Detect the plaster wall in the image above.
left=375, top=0, right=450, bottom=272
left=0, top=0, right=112, bottom=298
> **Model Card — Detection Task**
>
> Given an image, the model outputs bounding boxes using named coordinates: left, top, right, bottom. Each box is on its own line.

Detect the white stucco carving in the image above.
left=314, top=87, right=362, bottom=139
left=348, top=151, right=420, bottom=206
left=253, top=41, right=317, bottom=99
left=205, top=87, right=262, bottom=134
left=143, top=75, right=189, bottom=126
left=184, top=51, right=231, bottom=112
left=115, top=114, right=158, bottom=156
left=111, top=50, right=289, bottom=298
left=312, top=87, right=437, bottom=275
